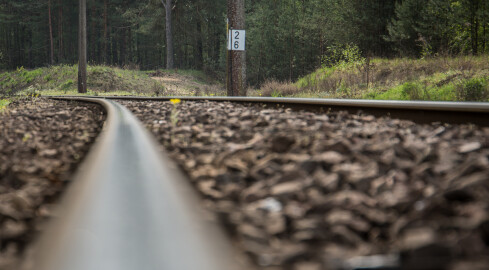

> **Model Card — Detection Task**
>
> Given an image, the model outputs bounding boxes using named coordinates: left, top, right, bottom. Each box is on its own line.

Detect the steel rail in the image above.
left=56, top=96, right=489, bottom=126
left=27, top=97, right=240, bottom=270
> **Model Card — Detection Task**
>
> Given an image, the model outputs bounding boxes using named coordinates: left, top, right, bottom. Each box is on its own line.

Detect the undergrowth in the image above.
left=250, top=55, right=489, bottom=101
left=0, top=98, right=10, bottom=112
left=0, top=65, right=166, bottom=96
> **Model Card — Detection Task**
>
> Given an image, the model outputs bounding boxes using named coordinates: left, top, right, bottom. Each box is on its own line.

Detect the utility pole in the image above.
left=78, top=0, right=87, bottom=93
left=227, top=0, right=246, bottom=96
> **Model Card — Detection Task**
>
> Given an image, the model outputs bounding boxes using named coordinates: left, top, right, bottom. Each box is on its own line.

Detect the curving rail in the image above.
left=60, top=96, right=489, bottom=126
left=28, top=97, right=239, bottom=270
left=31, top=95, right=489, bottom=270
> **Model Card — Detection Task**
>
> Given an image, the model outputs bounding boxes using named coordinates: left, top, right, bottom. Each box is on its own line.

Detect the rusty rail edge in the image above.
left=51, top=96, right=489, bottom=126
left=26, top=97, right=239, bottom=270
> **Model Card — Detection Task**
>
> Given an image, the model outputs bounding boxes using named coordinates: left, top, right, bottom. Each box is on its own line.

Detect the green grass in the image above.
left=0, top=98, right=10, bottom=110
left=251, top=55, right=489, bottom=101
left=0, top=64, right=167, bottom=97
left=145, top=68, right=216, bottom=85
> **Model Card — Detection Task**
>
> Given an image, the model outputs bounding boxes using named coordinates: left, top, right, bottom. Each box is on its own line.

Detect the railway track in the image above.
left=26, top=97, right=239, bottom=270
left=69, top=96, right=489, bottom=126
left=5, top=96, right=489, bottom=269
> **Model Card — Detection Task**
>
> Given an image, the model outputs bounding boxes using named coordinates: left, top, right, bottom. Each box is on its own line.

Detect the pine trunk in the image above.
left=78, top=0, right=87, bottom=93
left=58, top=0, right=63, bottom=61
left=164, top=0, right=174, bottom=69
left=90, top=0, right=96, bottom=62
left=48, top=0, right=54, bottom=64
left=103, top=0, right=108, bottom=64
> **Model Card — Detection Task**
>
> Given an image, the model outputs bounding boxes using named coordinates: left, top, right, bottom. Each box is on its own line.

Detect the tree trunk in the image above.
left=161, top=0, right=174, bottom=69
left=48, top=0, right=54, bottom=65
left=90, top=0, right=96, bottom=63
left=470, top=0, right=479, bottom=55
left=103, top=0, right=108, bottom=64
left=483, top=0, right=487, bottom=52
left=78, top=0, right=87, bottom=93
left=195, top=20, right=203, bottom=69
left=58, top=0, right=63, bottom=62
left=227, top=0, right=246, bottom=96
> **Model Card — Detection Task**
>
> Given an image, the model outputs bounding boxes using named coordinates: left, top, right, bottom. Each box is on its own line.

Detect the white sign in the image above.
left=228, top=30, right=245, bottom=51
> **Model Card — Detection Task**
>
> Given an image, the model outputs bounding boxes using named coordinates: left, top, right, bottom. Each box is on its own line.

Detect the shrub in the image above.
left=322, top=43, right=365, bottom=68
left=456, top=78, right=488, bottom=101
left=401, top=82, right=424, bottom=100
left=60, top=79, right=74, bottom=91
left=260, top=79, right=299, bottom=97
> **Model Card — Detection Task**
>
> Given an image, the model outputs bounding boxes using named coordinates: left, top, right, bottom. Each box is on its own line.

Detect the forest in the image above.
left=0, top=0, right=488, bottom=86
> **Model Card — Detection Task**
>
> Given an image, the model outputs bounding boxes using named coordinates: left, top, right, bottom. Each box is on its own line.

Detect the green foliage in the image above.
left=1, top=0, right=488, bottom=90
left=457, top=78, right=489, bottom=101
left=386, top=0, right=488, bottom=56
left=0, top=99, right=10, bottom=111
left=276, top=56, right=489, bottom=101
left=60, top=80, right=74, bottom=91
left=401, top=82, right=424, bottom=100
left=322, top=43, right=365, bottom=68
left=296, top=67, right=335, bottom=89
left=335, top=83, right=353, bottom=98
left=0, top=65, right=170, bottom=96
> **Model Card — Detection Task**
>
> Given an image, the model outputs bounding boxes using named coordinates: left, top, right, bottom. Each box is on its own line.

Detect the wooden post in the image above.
left=78, top=0, right=87, bottom=93
left=227, top=0, right=246, bottom=96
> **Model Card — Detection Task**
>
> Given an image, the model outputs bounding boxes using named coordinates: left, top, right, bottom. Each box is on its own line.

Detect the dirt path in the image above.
left=150, top=71, right=224, bottom=96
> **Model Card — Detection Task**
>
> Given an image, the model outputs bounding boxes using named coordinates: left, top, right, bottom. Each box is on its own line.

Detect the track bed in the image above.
left=0, top=98, right=105, bottom=269
left=120, top=99, right=489, bottom=270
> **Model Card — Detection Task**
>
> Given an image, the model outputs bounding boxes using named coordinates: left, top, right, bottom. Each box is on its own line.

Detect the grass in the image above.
left=250, top=55, right=489, bottom=101
left=146, top=69, right=215, bottom=85
left=0, top=64, right=223, bottom=97
left=0, top=64, right=167, bottom=97
left=0, top=98, right=10, bottom=112
left=3, top=56, right=488, bottom=101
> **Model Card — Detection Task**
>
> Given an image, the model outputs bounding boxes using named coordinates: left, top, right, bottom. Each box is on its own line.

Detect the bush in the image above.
left=60, top=80, right=74, bottom=91
left=456, top=78, right=489, bottom=101
left=401, top=82, right=424, bottom=100
left=322, top=43, right=365, bottom=68
left=260, top=79, right=299, bottom=97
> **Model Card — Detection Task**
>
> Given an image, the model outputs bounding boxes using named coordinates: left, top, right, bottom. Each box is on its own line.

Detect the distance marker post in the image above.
left=226, top=0, right=246, bottom=96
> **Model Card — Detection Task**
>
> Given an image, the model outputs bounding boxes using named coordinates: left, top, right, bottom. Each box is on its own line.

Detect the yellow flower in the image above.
left=170, top=98, right=181, bottom=104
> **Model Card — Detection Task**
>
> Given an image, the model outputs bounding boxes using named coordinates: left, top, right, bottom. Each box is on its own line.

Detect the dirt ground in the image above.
left=150, top=70, right=225, bottom=96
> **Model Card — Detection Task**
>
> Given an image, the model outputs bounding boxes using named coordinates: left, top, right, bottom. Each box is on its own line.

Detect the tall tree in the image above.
left=48, top=0, right=54, bottom=64
left=161, top=0, right=174, bottom=69
left=78, top=0, right=87, bottom=93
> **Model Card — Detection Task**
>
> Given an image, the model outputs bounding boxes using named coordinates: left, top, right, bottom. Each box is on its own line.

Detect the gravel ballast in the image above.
left=121, top=100, right=489, bottom=270
left=0, top=98, right=105, bottom=269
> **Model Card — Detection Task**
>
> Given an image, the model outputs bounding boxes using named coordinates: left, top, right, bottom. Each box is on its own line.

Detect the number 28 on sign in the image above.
left=228, top=30, right=245, bottom=51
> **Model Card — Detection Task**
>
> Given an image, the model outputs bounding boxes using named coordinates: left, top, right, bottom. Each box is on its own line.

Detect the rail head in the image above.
left=51, top=96, right=489, bottom=126
left=49, top=95, right=489, bottom=112
left=27, top=97, right=240, bottom=270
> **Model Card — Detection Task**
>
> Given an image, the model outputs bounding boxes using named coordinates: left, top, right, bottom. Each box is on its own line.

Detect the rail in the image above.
left=58, top=96, right=489, bottom=126
left=29, top=97, right=239, bottom=270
